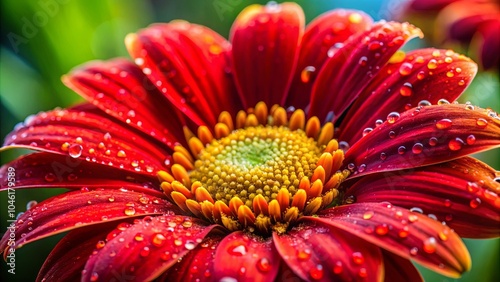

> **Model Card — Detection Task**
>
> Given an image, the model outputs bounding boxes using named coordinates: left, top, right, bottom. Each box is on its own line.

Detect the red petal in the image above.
left=286, top=10, right=373, bottom=108
left=338, top=48, right=477, bottom=145
left=382, top=250, right=423, bottom=282
left=230, top=2, right=304, bottom=108
left=63, top=59, right=186, bottom=146
left=0, top=153, right=159, bottom=190
left=82, top=215, right=222, bottom=281
left=213, top=231, right=281, bottom=282
left=2, top=108, right=170, bottom=176
left=474, top=19, right=500, bottom=70
left=0, top=189, right=173, bottom=254
left=37, top=222, right=120, bottom=282
left=344, top=104, right=500, bottom=177
left=126, top=21, right=239, bottom=126
left=343, top=157, right=500, bottom=238
left=273, top=223, right=383, bottom=281
left=311, top=202, right=471, bottom=278
left=158, top=235, right=222, bottom=281
left=309, top=21, right=423, bottom=122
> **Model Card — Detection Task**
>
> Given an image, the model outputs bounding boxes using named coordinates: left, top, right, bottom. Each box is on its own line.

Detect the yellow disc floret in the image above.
left=158, top=102, right=349, bottom=235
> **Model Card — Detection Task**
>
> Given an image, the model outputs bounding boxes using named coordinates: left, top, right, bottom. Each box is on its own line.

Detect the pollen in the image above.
left=158, top=102, right=349, bottom=235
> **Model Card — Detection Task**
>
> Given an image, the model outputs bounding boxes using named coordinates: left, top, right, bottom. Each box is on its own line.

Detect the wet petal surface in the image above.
left=344, top=104, right=500, bottom=177
left=311, top=202, right=471, bottom=277
left=344, top=157, right=500, bottom=238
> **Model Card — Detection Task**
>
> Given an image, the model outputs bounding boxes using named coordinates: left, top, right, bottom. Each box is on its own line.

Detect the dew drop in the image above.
left=448, top=138, right=464, bottom=151
left=95, top=240, right=105, bottom=249
left=297, top=249, right=311, bottom=260
left=387, top=112, right=400, bottom=124
left=338, top=141, right=350, bottom=152
left=375, top=224, right=389, bottom=235
left=363, top=210, right=374, bottom=220
left=134, top=232, right=144, bottom=242
left=469, top=198, right=481, bottom=208
left=26, top=200, right=37, bottom=210
left=352, top=252, right=364, bottom=264
left=358, top=268, right=368, bottom=278
left=117, top=150, right=127, bottom=158
left=412, top=143, right=424, bottom=154
left=398, top=146, right=406, bottom=155
left=309, top=264, right=324, bottom=280
left=428, top=137, right=438, bottom=146
left=228, top=245, right=247, bottom=256
left=44, top=173, right=56, bottom=182
left=388, top=131, right=396, bottom=139
left=398, top=62, right=413, bottom=76
left=466, top=135, right=476, bottom=145
left=399, top=82, right=413, bottom=97
left=103, top=132, right=112, bottom=141
left=90, top=272, right=99, bottom=282
left=438, top=229, right=450, bottom=241
left=362, top=127, right=373, bottom=137
left=333, top=261, right=343, bottom=274
left=68, top=144, right=83, bottom=158
left=444, top=199, right=451, bottom=207
left=140, top=246, right=150, bottom=257
left=152, top=233, right=166, bottom=247
left=437, top=99, right=450, bottom=105
left=398, top=226, right=409, bottom=238
left=476, top=118, right=488, bottom=128
left=423, top=237, right=437, bottom=253
left=427, top=59, right=438, bottom=69
left=379, top=152, right=387, bottom=160
left=345, top=195, right=356, bottom=204
left=410, top=247, right=418, bottom=256
left=300, top=66, right=316, bottom=83
left=416, top=71, right=425, bottom=80
left=435, top=119, right=452, bottom=130
left=408, top=214, right=419, bottom=222
left=257, top=258, right=271, bottom=272
left=124, top=207, right=136, bottom=216
left=184, top=240, right=196, bottom=250
left=358, top=56, right=368, bottom=66
left=375, top=119, right=384, bottom=127
left=418, top=100, right=431, bottom=107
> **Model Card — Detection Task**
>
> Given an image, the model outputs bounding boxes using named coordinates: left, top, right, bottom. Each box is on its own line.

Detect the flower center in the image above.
left=158, top=102, right=349, bottom=235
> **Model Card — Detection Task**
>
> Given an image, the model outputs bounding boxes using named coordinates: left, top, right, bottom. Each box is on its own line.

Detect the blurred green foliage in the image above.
left=0, top=0, right=498, bottom=281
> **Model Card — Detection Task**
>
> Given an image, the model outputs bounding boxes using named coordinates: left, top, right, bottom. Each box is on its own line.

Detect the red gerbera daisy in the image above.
left=1, top=2, right=500, bottom=281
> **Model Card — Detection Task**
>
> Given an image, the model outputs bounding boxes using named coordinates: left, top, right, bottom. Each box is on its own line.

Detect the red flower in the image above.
left=1, top=2, right=500, bottom=281
left=403, top=0, right=500, bottom=70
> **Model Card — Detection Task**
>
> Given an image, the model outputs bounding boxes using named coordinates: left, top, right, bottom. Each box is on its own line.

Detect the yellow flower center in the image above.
left=158, top=102, right=349, bottom=235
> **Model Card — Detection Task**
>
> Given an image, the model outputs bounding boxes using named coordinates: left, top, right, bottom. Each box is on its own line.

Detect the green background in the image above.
left=0, top=0, right=498, bottom=281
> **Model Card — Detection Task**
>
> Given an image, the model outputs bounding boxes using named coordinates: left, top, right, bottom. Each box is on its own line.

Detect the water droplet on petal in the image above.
left=352, top=252, right=364, bottom=264
left=398, top=146, right=406, bottom=155
left=438, top=229, right=450, bottom=241
left=387, top=112, right=400, bottom=124
left=257, top=258, right=271, bottom=272
left=399, top=62, right=413, bottom=76
left=333, top=261, right=343, bottom=274
left=124, top=207, right=136, bottom=216
left=410, top=247, right=418, bottom=255
left=466, top=135, right=476, bottom=145
left=297, top=249, right=311, bottom=260
left=427, top=59, right=437, bottom=69
left=363, top=211, right=374, bottom=219
left=412, top=143, right=423, bottom=154
left=380, top=152, right=387, bottom=160
left=418, top=100, right=431, bottom=107
left=345, top=195, right=356, bottom=204
left=448, top=138, right=464, bottom=151
left=228, top=245, right=247, bottom=256
left=184, top=240, right=196, bottom=250
left=152, top=233, right=166, bottom=247
left=476, top=118, right=488, bottom=128
left=435, top=119, right=452, bottom=130
left=134, top=232, right=144, bottom=242
left=26, top=200, right=37, bottom=210
left=44, top=173, right=56, bottom=182
left=140, top=246, right=150, bottom=257
left=362, top=127, right=373, bottom=137
left=428, top=137, right=438, bottom=146
left=309, top=264, right=324, bottom=280
left=423, top=237, right=437, bottom=253
left=358, top=56, right=368, bottom=66
left=469, top=198, right=481, bottom=208
left=399, top=82, right=413, bottom=97
left=117, top=150, right=127, bottom=158
left=68, top=144, right=83, bottom=158
left=301, top=66, right=316, bottom=83
left=90, top=272, right=99, bottom=282
left=375, top=224, right=389, bottom=235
